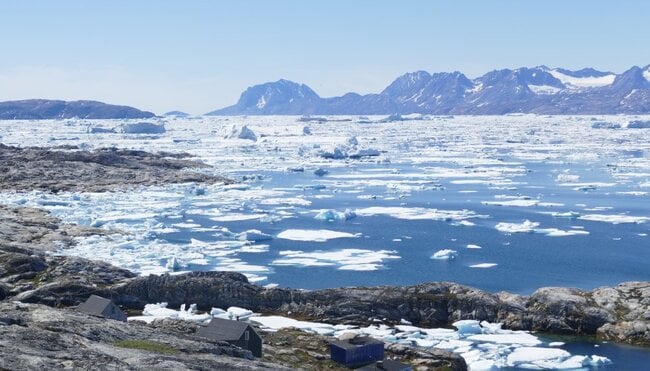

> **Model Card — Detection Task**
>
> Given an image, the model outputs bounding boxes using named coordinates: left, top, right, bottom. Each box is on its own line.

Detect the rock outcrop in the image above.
left=110, top=271, right=650, bottom=346
left=0, top=301, right=286, bottom=370
left=0, top=144, right=231, bottom=192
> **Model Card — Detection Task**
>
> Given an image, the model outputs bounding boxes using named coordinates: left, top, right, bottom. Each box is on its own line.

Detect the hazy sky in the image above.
left=1, top=0, right=649, bottom=114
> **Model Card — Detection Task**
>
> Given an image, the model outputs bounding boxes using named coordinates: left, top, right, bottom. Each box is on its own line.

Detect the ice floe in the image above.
left=271, top=249, right=400, bottom=271
left=276, top=229, right=360, bottom=242
left=314, top=209, right=357, bottom=221
left=495, top=220, right=589, bottom=237
left=355, top=206, right=478, bottom=221
left=431, top=249, right=458, bottom=260
left=120, top=121, right=166, bottom=134
left=579, top=214, right=650, bottom=224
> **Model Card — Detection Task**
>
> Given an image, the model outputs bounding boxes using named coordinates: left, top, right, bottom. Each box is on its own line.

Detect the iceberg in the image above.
left=495, top=219, right=539, bottom=233
left=506, top=347, right=571, bottom=367
left=314, top=209, right=357, bottom=221
left=431, top=249, right=458, bottom=260
left=86, top=125, right=116, bottom=134
left=591, top=121, right=621, bottom=129
left=452, top=320, right=482, bottom=335
left=120, top=122, right=166, bottom=134
left=237, top=229, right=273, bottom=242
left=626, top=120, right=650, bottom=129
left=224, top=124, right=257, bottom=141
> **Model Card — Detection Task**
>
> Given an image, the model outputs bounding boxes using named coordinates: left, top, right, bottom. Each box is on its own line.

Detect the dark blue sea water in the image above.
left=156, top=159, right=650, bottom=368
left=162, top=159, right=650, bottom=294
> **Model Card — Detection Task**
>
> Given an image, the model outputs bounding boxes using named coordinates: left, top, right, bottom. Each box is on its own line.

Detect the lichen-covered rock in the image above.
left=0, top=302, right=288, bottom=370
left=521, top=287, right=614, bottom=334
left=0, top=144, right=230, bottom=192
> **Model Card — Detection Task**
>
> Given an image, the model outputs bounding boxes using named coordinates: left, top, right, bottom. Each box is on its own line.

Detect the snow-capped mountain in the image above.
left=212, top=79, right=321, bottom=115
left=207, top=65, right=650, bottom=115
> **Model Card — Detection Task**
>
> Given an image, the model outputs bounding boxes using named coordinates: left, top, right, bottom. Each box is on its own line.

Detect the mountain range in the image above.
left=208, top=65, right=650, bottom=115
left=0, top=99, right=155, bottom=120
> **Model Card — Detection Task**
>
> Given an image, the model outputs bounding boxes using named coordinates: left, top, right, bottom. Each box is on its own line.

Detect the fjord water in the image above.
left=1, top=115, right=649, bottom=368
left=195, top=162, right=650, bottom=293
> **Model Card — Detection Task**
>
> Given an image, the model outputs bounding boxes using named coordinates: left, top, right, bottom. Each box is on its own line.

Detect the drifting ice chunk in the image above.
left=555, top=173, right=580, bottom=183
left=225, top=306, right=254, bottom=320
left=210, top=308, right=226, bottom=316
left=380, top=114, right=404, bottom=122
left=225, top=124, right=257, bottom=141
left=314, top=168, right=329, bottom=176
left=319, top=145, right=348, bottom=159
left=277, top=229, right=359, bottom=242
left=237, top=229, right=273, bottom=242
left=314, top=209, right=357, bottom=221
left=302, top=126, right=312, bottom=135
left=587, top=355, right=612, bottom=366
left=348, top=148, right=380, bottom=158
left=506, top=347, right=571, bottom=366
left=431, top=249, right=458, bottom=260
left=468, top=333, right=542, bottom=346
left=346, top=136, right=359, bottom=146
left=165, top=257, right=181, bottom=271
left=591, top=121, right=621, bottom=129
left=468, top=359, right=497, bottom=370
left=452, top=320, right=482, bottom=334
left=479, top=321, right=502, bottom=333
left=317, top=136, right=380, bottom=159
left=495, top=219, right=539, bottom=233
left=626, top=120, right=650, bottom=129
left=120, top=122, right=166, bottom=134
left=86, top=125, right=116, bottom=134
left=579, top=214, right=650, bottom=224
left=142, top=303, right=179, bottom=318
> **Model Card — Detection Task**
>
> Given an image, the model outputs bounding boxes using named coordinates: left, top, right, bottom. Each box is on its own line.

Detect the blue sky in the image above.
left=1, top=0, right=648, bottom=114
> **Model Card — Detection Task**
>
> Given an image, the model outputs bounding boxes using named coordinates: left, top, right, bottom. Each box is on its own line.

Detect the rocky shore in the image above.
left=2, top=203, right=648, bottom=350
left=0, top=204, right=465, bottom=370
left=0, top=301, right=286, bottom=370
left=0, top=145, right=648, bottom=369
left=0, top=144, right=229, bottom=192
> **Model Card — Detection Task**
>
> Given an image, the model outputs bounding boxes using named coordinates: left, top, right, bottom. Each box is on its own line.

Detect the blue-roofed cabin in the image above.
left=330, top=336, right=384, bottom=368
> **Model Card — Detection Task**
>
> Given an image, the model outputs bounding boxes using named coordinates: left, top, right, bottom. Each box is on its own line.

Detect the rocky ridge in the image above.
left=207, top=64, right=650, bottom=115
left=0, top=99, right=155, bottom=120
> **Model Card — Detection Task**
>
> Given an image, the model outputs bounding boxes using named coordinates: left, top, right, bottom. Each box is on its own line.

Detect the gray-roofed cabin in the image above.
left=356, top=359, right=412, bottom=371
left=77, top=295, right=127, bottom=322
left=196, top=318, right=262, bottom=357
